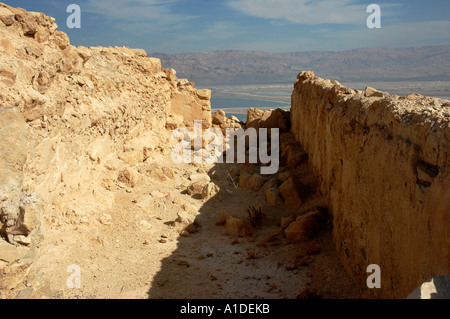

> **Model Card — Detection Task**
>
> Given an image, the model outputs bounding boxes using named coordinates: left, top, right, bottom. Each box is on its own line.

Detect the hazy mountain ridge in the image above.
left=152, top=45, right=450, bottom=86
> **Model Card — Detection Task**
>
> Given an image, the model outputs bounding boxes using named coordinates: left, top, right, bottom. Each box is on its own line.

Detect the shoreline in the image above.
left=211, top=93, right=291, bottom=103
left=211, top=106, right=290, bottom=115
left=205, top=81, right=450, bottom=104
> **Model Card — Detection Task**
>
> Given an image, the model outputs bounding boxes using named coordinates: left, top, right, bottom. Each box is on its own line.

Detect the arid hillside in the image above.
left=154, top=46, right=450, bottom=85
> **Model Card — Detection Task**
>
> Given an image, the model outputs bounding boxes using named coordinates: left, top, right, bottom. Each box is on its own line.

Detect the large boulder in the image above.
left=264, top=187, right=283, bottom=206
left=279, top=176, right=308, bottom=206
left=212, top=110, right=226, bottom=125
left=284, top=209, right=324, bottom=242
left=246, top=107, right=290, bottom=131
left=246, top=108, right=265, bottom=129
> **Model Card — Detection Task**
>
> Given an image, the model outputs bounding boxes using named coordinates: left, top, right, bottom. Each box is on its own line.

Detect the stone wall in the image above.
left=291, top=71, right=450, bottom=298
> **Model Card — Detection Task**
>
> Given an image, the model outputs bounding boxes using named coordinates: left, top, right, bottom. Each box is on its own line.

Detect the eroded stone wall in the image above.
left=291, top=71, right=450, bottom=298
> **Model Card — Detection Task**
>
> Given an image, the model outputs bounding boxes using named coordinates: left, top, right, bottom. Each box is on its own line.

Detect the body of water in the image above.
left=211, top=97, right=290, bottom=122
left=210, top=91, right=449, bottom=123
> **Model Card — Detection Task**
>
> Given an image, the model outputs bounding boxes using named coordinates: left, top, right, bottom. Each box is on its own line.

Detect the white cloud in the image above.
left=82, top=0, right=192, bottom=25
left=341, top=19, right=450, bottom=48
left=227, top=0, right=372, bottom=25
left=180, top=21, right=250, bottom=41
left=233, top=19, right=450, bottom=52
left=146, top=21, right=252, bottom=53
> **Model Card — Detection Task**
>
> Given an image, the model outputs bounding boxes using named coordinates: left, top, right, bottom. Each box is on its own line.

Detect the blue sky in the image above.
left=6, top=0, right=450, bottom=53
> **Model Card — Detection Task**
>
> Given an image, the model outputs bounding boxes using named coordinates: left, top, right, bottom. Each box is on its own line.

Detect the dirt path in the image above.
left=8, top=149, right=360, bottom=299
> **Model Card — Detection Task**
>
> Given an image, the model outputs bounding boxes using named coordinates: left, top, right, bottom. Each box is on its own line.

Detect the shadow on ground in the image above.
left=147, top=147, right=361, bottom=299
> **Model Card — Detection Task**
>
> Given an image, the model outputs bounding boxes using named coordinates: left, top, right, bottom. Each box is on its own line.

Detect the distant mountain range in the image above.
left=152, top=45, right=450, bottom=86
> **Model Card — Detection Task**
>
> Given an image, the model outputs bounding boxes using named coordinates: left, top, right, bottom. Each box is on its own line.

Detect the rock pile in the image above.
left=246, top=108, right=290, bottom=132
left=212, top=109, right=242, bottom=131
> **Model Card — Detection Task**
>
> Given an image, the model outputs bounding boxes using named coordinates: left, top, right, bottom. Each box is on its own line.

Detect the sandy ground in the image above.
left=6, top=151, right=360, bottom=299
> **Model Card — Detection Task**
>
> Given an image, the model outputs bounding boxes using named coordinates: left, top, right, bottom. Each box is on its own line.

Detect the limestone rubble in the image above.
left=0, top=2, right=211, bottom=287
